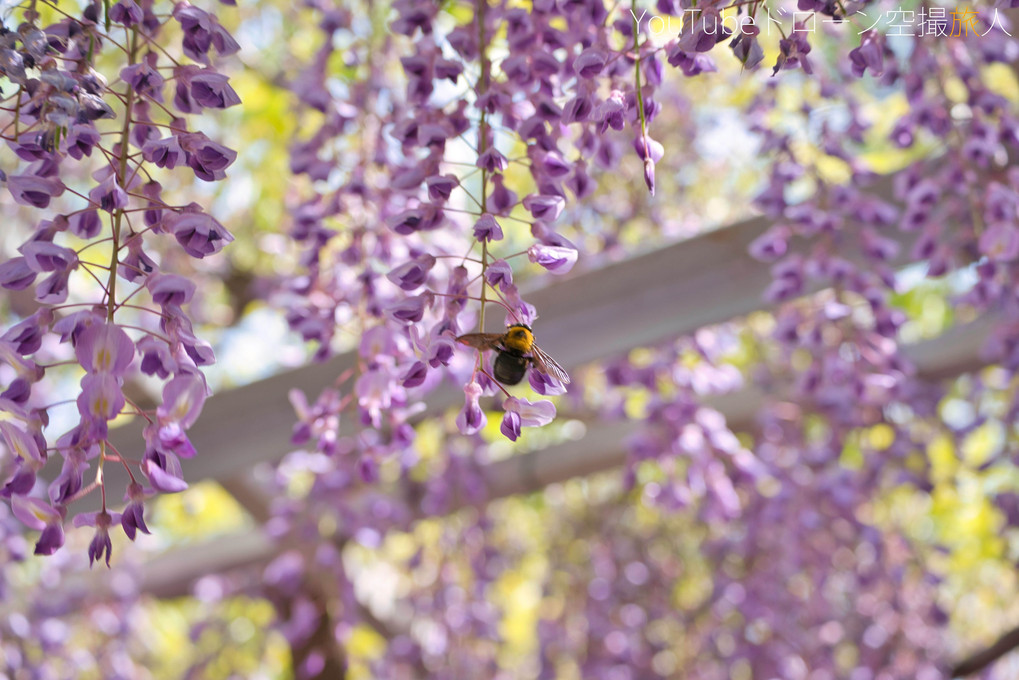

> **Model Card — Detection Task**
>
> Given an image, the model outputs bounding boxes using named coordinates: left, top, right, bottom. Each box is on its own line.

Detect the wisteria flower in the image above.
left=89, top=173, right=129, bottom=213
left=167, top=207, right=234, bottom=258
left=74, top=510, right=122, bottom=567
left=749, top=225, right=790, bottom=261
left=75, top=321, right=134, bottom=374
left=3, top=311, right=50, bottom=355
left=20, top=241, right=77, bottom=274
left=35, top=270, right=72, bottom=304
left=34, top=522, right=65, bottom=555
left=574, top=49, right=606, bottom=78
left=426, top=174, right=458, bottom=201
left=490, top=175, right=518, bottom=214
left=500, top=409, right=523, bottom=441
left=0, top=257, right=36, bottom=290
left=157, top=374, right=207, bottom=431
left=501, top=397, right=556, bottom=440
left=180, top=133, right=237, bottom=181
left=528, top=368, right=566, bottom=396
left=179, top=67, right=240, bottom=110
left=7, top=174, right=65, bottom=208
left=49, top=453, right=89, bottom=506
left=633, top=134, right=665, bottom=196
left=121, top=54, right=165, bottom=100
left=143, top=135, right=187, bottom=169
left=849, top=31, right=884, bottom=78
left=143, top=456, right=188, bottom=493
left=0, top=421, right=45, bottom=465
left=506, top=396, right=556, bottom=426
left=477, top=148, right=508, bottom=173
left=485, top=259, right=513, bottom=291
left=387, top=255, right=436, bottom=290
left=109, top=0, right=144, bottom=26
left=523, top=194, right=565, bottom=221
left=456, top=381, right=487, bottom=435
left=78, top=373, right=127, bottom=427
left=528, top=244, right=578, bottom=274
left=174, top=3, right=239, bottom=63
left=137, top=336, right=177, bottom=378
left=402, top=361, right=429, bottom=388
left=65, top=124, right=102, bottom=159
left=11, top=494, right=62, bottom=531
left=473, top=214, right=503, bottom=242
left=69, top=209, right=102, bottom=238
left=148, top=273, right=197, bottom=308
left=386, top=295, right=429, bottom=324
left=357, top=369, right=405, bottom=428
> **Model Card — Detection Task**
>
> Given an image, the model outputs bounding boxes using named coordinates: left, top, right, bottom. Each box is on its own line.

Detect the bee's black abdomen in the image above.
left=493, top=351, right=528, bottom=385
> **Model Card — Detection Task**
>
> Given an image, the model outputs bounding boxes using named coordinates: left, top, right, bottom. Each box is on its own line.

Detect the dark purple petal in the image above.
left=485, top=259, right=513, bottom=290
left=0, top=257, right=37, bottom=290
left=500, top=410, right=521, bottom=441
left=34, top=523, right=65, bottom=556
left=187, top=69, right=241, bottom=109
left=143, top=458, right=189, bottom=493
left=147, top=272, right=197, bottom=307
left=477, top=148, right=508, bottom=173
left=180, top=133, right=237, bottom=181
left=490, top=175, right=518, bottom=214
left=121, top=56, right=164, bottom=100
left=574, top=49, right=606, bottom=78
left=69, top=209, right=103, bottom=238
left=402, top=361, right=428, bottom=388
left=88, top=175, right=129, bottom=213
left=19, top=241, right=77, bottom=273
left=386, top=295, right=427, bottom=324
left=110, top=0, right=144, bottom=25
left=387, top=255, right=436, bottom=291
left=8, top=175, right=65, bottom=208
left=137, top=336, right=177, bottom=378
left=65, top=124, right=101, bottom=159
left=167, top=208, right=234, bottom=258
left=473, top=214, right=503, bottom=242
left=142, top=135, right=187, bottom=169
left=426, top=174, right=458, bottom=201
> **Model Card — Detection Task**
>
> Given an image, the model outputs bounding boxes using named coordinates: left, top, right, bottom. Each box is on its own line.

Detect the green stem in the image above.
left=632, top=0, right=648, bottom=143
left=106, top=28, right=138, bottom=322
left=477, top=0, right=491, bottom=333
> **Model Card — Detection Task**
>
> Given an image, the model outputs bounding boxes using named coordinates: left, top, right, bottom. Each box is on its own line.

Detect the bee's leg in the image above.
left=478, top=366, right=513, bottom=399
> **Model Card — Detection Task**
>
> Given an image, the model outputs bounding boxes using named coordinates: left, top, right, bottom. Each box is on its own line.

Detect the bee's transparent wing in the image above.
left=530, top=345, right=571, bottom=385
left=456, top=332, right=505, bottom=351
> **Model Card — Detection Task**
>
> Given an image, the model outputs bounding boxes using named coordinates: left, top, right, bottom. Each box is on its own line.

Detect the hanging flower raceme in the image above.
left=0, top=0, right=239, bottom=561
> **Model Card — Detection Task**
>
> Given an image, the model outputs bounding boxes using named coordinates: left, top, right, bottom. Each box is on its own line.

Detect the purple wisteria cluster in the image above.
left=268, top=0, right=1019, bottom=677
left=281, top=0, right=692, bottom=455
left=0, top=1, right=239, bottom=564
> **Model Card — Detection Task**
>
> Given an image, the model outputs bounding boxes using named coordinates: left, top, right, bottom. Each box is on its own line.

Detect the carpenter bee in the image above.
left=456, top=324, right=570, bottom=386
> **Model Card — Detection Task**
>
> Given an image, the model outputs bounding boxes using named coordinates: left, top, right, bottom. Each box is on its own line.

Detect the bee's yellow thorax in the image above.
left=503, top=326, right=534, bottom=354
